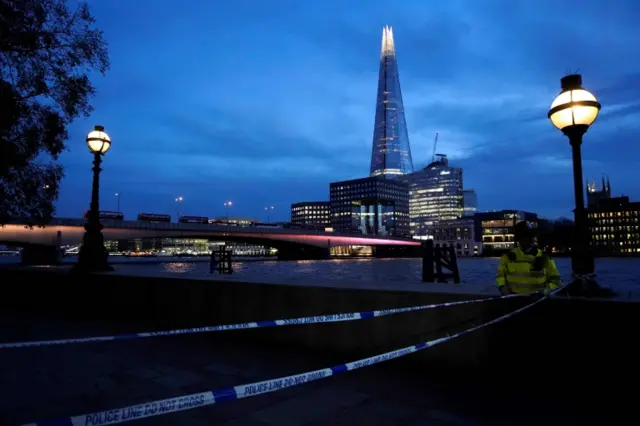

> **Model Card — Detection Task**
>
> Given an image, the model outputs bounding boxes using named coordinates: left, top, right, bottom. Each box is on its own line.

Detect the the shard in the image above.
left=369, top=26, right=414, bottom=178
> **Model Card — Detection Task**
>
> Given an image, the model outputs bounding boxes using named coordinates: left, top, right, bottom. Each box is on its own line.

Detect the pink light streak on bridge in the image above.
left=0, top=224, right=422, bottom=248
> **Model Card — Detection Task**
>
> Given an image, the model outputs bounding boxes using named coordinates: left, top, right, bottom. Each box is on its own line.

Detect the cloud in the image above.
left=54, top=0, right=640, bottom=220
left=526, top=155, right=602, bottom=173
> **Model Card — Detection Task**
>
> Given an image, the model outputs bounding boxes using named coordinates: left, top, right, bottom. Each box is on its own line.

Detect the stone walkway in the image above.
left=0, top=311, right=632, bottom=426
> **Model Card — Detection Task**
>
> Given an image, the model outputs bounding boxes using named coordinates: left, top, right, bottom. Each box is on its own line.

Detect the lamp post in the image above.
left=224, top=201, right=232, bottom=223
left=74, top=125, right=113, bottom=272
left=115, top=192, right=121, bottom=212
left=265, top=205, right=274, bottom=222
left=548, top=74, right=600, bottom=283
left=175, top=196, right=183, bottom=222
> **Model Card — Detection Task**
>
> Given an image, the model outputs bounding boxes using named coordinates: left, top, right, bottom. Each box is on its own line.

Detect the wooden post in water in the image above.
left=217, top=245, right=233, bottom=274
left=422, top=240, right=460, bottom=284
left=422, top=241, right=434, bottom=282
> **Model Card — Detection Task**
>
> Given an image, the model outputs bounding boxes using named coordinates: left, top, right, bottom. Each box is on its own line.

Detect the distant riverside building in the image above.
left=369, top=26, right=414, bottom=178
left=587, top=177, right=611, bottom=207
left=462, top=189, right=478, bottom=217
left=290, top=201, right=330, bottom=227
left=588, top=196, right=640, bottom=256
left=475, top=210, right=538, bottom=252
left=419, top=218, right=481, bottom=257
left=211, top=217, right=256, bottom=227
left=329, top=176, right=409, bottom=237
left=399, top=154, right=463, bottom=236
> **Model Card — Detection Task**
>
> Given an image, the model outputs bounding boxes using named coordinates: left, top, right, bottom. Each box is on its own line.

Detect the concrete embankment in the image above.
left=1, top=267, right=638, bottom=391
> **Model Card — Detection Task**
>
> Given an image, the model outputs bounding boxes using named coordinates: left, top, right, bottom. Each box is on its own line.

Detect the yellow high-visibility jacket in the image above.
left=496, top=247, right=562, bottom=294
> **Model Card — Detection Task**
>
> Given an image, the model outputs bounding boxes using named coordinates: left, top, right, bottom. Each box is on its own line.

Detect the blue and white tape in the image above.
left=22, top=290, right=555, bottom=426
left=0, top=294, right=523, bottom=349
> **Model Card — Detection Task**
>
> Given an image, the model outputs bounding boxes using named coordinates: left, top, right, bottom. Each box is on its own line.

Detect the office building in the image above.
left=400, top=154, right=463, bottom=236
left=290, top=201, right=330, bottom=227
left=476, top=210, right=538, bottom=252
left=462, top=189, right=478, bottom=217
left=587, top=177, right=611, bottom=207
left=329, top=176, right=409, bottom=236
left=588, top=196, right=640, bottom=256
left=369, top=26, right=414, bottom=178
left=210, top=217, right=256, bottom=227
left=425, top=218, right=481, bottom=257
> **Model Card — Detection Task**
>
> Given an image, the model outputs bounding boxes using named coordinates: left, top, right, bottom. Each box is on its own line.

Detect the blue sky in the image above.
left=58, top=0, right=640, bottom=221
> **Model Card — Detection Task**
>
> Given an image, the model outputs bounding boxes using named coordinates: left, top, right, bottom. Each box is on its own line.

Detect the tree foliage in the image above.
left=0, top=0, right=109, bottom=225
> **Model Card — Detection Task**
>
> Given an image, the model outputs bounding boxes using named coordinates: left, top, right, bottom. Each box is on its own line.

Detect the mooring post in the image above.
left=422, top=240, right=434, bottom=282
left=435, top=244, right=446, bottom=283
left=226, top=247, right=233, bottom=274
left=448, top=244, right=461, bottom=283
left=217, top=245, right=224, bottom=274
left=423, top=241, right=461, bottom=284
left=216, top=244, right=233, bottom=274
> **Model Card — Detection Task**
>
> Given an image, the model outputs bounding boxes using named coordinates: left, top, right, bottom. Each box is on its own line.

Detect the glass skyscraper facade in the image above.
left=462, top=189, right=478, bottom=217
left=400, top=155, right=463, bottom=236
left=369, top=26, right=414, bottom=178
left=329, top=176, right=409, bottom=237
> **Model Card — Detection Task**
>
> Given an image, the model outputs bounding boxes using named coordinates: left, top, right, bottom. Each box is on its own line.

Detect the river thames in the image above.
left=4, top=255, right=640, bottom=297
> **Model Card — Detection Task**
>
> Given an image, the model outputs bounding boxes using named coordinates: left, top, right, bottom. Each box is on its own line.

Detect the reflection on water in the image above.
left=163, top=262, right=198, bottom=273
left=2, top=255, right=639, bottom=294
left=141, top=257, right=640, bottom=294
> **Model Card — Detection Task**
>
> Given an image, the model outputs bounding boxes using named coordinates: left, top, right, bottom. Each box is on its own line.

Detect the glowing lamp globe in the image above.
left=86, top=125, right=111, bottom=154
left=548, top=74, right=601, bottom=132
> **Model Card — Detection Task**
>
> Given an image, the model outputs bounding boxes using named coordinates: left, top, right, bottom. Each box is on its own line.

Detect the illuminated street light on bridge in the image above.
left=175, top=196, right=184, bottom=222
left=224, top=201, right=232, bottom=223
left=74, top=125, right=113, bottom=273
left=265, top=205, right=274, bottom=222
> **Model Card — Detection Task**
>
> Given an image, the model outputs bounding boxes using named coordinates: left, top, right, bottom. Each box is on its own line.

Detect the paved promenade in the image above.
left=0, top=310, right=631, bottom=426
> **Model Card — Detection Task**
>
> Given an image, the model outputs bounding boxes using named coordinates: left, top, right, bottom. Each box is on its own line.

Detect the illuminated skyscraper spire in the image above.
left=370, top=26, right=413, bottom=178
left=381, top=25, right=395, bottom=56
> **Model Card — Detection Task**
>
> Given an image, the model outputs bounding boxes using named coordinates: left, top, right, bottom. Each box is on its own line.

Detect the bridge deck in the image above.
left=1, top=218, right=421, bottom=248
left=7, top=217, right=420, bottom=241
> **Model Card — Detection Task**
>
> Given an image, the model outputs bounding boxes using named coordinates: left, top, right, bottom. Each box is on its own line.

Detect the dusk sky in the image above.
left=58, top=0, right=640, bottom=221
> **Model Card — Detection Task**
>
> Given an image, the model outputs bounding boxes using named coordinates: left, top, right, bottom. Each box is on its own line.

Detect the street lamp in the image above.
left=265, top=205, right=274, bottom=222
left=224, top=201, right=232, bottom=222
left=175, top=196, right=183, bottom=222
left=115, top=192, right=121, bottom=212
left=74, top=125, right=113, bottom=272
left=548, top=74, right=600, bottom=283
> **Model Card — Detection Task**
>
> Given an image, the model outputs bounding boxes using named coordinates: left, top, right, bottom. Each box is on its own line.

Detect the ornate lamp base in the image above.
left=73, top=229, right=114, bottom=273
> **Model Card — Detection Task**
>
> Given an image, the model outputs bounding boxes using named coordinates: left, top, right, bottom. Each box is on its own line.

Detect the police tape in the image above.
left=21, top=291, right=554, bottom=426
left=0, top=293, right=524, bottom=349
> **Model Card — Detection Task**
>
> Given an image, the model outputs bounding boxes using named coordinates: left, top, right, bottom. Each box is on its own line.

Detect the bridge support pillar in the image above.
left=21, top=245, right=61, bottom=266
left=276, top=246, right=329, bottom=261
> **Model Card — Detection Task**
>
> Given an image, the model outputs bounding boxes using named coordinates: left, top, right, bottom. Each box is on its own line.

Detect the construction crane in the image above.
left=431, top=132, right=439, bottom=163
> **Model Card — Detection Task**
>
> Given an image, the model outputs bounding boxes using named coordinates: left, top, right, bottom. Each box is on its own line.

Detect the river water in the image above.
left=4, top=255, right=637, bottom=297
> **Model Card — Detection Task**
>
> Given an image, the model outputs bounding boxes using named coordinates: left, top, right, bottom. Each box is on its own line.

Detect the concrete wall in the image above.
left=1, top=267, right=637, bottom=388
